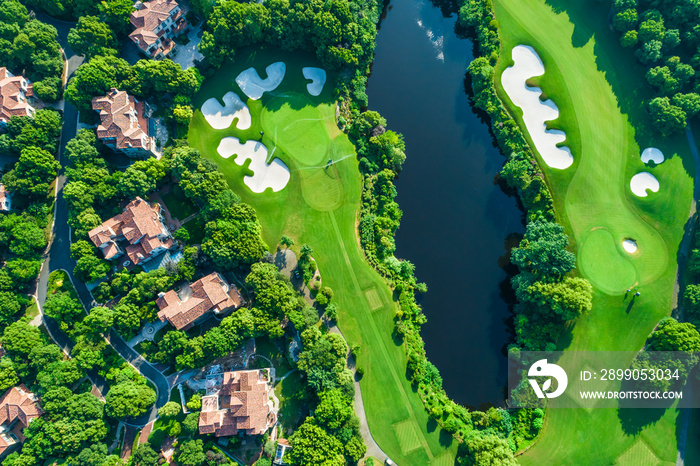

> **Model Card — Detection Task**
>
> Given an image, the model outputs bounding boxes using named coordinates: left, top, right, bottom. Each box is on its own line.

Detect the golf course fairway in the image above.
left=493, top=0, right=694, bottom=463
left=189, top=47, right=457, bottom=465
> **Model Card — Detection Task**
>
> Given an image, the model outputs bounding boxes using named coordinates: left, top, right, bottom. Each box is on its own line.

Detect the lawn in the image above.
left=493, top=0, right=695, bottom=463
left=183, top=215, right=206, bottom=244
left=189, top=46, right=457, bottom=464
left=274, top=371, right=306, bottom=434
left=254, top=337, right=293, bottom=376
left=161, top=189, right=197, bottom=221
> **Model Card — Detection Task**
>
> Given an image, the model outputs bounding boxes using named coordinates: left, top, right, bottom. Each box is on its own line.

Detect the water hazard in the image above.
left=367, top=0, right=524, bottom=406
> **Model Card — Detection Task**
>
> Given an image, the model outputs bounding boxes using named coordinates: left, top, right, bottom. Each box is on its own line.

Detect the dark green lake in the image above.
left=367, top=0, right=524, bottom=406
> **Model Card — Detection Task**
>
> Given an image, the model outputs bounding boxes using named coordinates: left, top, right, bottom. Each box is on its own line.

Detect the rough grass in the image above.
left=493, top=0, right=694, bottom=464
left=189, top=46, right=457, bottom=464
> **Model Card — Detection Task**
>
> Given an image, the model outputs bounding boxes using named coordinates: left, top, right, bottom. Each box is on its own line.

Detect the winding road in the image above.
left=31, top=11, right=169, bottom=426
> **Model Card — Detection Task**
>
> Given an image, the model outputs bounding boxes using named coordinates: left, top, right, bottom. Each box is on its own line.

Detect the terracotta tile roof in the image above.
left=198, top=370, right=274, bottom=437
left=0, top=68, right=34, bottom=123
left=157, top=273, right=239, bottom=330
left=129, top=0, right=186, bottom=56
left=0, top=385, right=42, bottom=456
left=88, top=197, right=174, bottom=265
left=92, top=89, right=152, bottom=151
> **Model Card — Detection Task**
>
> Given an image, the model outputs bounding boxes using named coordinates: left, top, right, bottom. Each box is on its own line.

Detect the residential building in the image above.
left=156, top=272, right=244, bottom=330
left=0, top=385, right=42, bottom=458
left=0, top=68, right=35, bottom=127
left=0, top=185, right=11, bottom=212
left=129, top=0, right=188, bottom=59
left=92, top=88, right=157, bottom=158
left=274, top=438, right=291, bottom=465
left=199, top=370, right=275, bottom=437
left=88, top=197, right=176, bottom=267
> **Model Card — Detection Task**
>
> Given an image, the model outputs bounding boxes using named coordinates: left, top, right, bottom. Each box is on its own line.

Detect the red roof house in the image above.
left=199, top=370, right=275, bottom=437
left=157, top=272, right=243, bottom=330
left=129, top=0, right=188, bottom=59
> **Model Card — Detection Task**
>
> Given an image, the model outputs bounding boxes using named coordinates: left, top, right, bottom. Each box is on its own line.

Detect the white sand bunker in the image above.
left=216, top=137, right=290, bottom=193
left=235, top=62, right=286, bottom=100
left=501, top=45, right=573, bottom=170
left=641, top=147, right=664, bottom=164
left=622, top=239, right=637, bottom=253
left=302, top=67, right=326, bottom=96
left=630, top=172, right=660, bottom=197
left=201, top=92, right=251, bottom=130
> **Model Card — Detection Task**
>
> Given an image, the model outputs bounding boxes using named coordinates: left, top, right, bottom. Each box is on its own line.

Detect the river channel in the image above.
left=366, top=0, right=524, bottom=406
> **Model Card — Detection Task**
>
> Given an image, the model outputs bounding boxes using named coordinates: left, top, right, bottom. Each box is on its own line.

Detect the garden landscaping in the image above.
left=493, top=0, right=695, bottom=463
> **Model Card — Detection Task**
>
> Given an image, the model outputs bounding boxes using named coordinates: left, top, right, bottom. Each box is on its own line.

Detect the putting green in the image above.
left=298, top=163, right=343, bottom=211
left=578, top=228, right=636, bottom=295
left=262, top=92, right=331, bottom=167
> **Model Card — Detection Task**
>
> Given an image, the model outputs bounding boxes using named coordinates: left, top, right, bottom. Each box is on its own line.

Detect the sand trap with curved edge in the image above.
left=201, top=92, right=251, bottom=130
left=630, top=172, right=660, bottom=197
left=501, top=45, right=573, bottom=170
left=236, top=62, right=286, bottom=100
left=216, top=137, right=290, bottom=193
left=302, top=67, right=327, bottom=96
left=202, top=92, right=251, bottom=130
left=641, top=147, right=664, bottom=164
left=622, top=239, right=637, bottom=253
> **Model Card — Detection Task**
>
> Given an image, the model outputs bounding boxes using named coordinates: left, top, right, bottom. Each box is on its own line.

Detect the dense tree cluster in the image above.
left=168, top=145, right=268, bottom=269
left=68, top=15, right=118, bottom=59
left=611, top=0, right=700, bottom=134
left=511, top=221, right=592, bottom=351
left=200, top=0, right=378, bottom=72
left=0, top=0, right=64, bottom=101
left=623, top=318, right=700, bottom=395
left=5, top=387, right=110, bottom=464
left=65, top=56, right=202, bottom=113
left=0, top=311, right=120, bottom=465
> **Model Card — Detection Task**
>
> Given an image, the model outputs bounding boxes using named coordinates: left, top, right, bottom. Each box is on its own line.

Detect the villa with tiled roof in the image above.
left=0, top=68, right=35, bottom=126
left=92, top=88, right=156, bottom=158
left=0, top=385, right=42, bottom=458
left=199, top=370, right=275, bottom=437
left=88, top=197, right=176, bottom=267
left=129, top=0, right=188, bottom=59
left=157, top=272, right=243, bottom=330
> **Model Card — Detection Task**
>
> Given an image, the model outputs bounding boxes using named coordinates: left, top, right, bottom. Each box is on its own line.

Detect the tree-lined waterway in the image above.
left=366, top=0, right=524, bottom=406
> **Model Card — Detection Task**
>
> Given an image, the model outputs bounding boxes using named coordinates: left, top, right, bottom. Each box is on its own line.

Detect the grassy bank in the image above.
left=492, top=0, right=694, bottom=463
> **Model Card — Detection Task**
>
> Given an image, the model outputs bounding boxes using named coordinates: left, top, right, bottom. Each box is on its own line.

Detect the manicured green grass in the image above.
left=493, top=0, right=695, bottom=464
left=262, top=92, right=332, bottom=167
left=254, top=337, right=293, bottom=376
left=189, top=46, right=457, bottom=465
left=274, top=371, right=305, bottom=433
left=161, top=190, right=196, bottom=221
